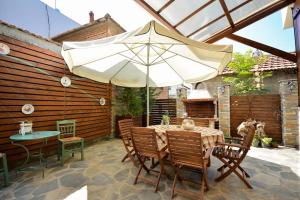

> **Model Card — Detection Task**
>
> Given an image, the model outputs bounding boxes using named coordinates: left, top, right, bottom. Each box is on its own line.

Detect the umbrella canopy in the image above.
left=61, top=21, right=233, bottom=125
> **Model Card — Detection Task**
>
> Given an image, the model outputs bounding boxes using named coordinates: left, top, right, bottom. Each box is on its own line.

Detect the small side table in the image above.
left=10, top=131, right=60, bottom=178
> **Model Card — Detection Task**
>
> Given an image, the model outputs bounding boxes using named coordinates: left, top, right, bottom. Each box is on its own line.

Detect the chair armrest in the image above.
left=204, top=148, right=213, bottom=159
left=218, top=142, right=246, bottom=149
left=225, top=137, right=243, bottom=143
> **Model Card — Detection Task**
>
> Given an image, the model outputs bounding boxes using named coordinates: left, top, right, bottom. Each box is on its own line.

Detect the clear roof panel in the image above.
left=224, top=0, right=245, bottom=11
left=144, top=0, right=169, bottom=11
left=140, top=0, right=285, bottom=42
left=230, top=0, right=280, bottom=23
left=160, top=0, right=210, bottom=26
left=176, top=1, right=223, bottom=36
left=191, top=17, right=230, bottom=41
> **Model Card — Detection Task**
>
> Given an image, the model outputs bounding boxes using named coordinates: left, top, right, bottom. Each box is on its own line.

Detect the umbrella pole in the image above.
left=146, top=43, right=150, bottom=127
left=146, top=65, right=149, bottom=126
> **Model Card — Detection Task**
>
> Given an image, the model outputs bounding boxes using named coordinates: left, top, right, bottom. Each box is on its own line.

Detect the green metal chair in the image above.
left=0, top=153, right=9, bottom=186
left=56, top=120, right=84, bottom=166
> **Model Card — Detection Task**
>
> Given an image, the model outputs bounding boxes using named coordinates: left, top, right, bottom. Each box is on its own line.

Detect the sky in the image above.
left=40, top=0, right=295, bottom=53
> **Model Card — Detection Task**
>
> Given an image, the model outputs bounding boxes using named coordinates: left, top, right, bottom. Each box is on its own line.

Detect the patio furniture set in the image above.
left=118, top=118, right=255, bottom=199
left=0, top=120, right=85, bottom=185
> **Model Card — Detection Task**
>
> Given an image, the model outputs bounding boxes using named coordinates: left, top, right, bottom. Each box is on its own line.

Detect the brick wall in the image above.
left=53, top=17, right=125, bottom=43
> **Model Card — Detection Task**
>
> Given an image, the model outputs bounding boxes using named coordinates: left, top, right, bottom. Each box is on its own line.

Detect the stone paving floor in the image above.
left=0, top=138, right=299, bottom=200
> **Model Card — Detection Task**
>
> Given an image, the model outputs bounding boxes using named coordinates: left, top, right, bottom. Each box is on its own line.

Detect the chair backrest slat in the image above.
left=167, top=131, right=205, bottom=166
left=242, top=124, right=256, bottom=149
left=177, top=118, right=210, bottom=127
left=131, top=127, right=158, bottom=157
left=56, top=120, right=76, bottom=137
left=118, top=119, right=134, bottom=139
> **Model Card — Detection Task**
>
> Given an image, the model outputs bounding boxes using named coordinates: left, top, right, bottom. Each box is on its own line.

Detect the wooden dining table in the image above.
left=148, top=125, right=224, bottom=150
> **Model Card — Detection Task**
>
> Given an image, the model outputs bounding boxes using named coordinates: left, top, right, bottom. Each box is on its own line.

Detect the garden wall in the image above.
left=0, top=32, right=111, bottom=166
left=150, top=99, right=176, bottom=125
left=230, top=94, right=282, bottom=142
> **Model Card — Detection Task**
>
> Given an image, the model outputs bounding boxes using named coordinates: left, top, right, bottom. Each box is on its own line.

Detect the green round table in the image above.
left=10, top=131, right=60, bottom=178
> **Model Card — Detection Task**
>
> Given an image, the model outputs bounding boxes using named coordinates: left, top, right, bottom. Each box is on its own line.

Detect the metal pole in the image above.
left=146, top=43, right=150, bottom=126
left=146, top=66, right=150, bottom=126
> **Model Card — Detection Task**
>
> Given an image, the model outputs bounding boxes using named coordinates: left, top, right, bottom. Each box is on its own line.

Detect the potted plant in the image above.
left=261, top=137, right=272, bottom=148
left=161, top=111, right=170, bottom=126
left=252, top=134, right=260, bottom=147
left=271, top=141, right=279, bottom=148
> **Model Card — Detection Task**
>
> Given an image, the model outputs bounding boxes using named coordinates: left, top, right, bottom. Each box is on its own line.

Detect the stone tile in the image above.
left=280, top=171, right=300, bottom=181
left=1, top=139, right=299, bottom=200
left=69, top=161, right=88, bottom=168
left=137, top=189, right=162, bottom=200
left=89, top=173, right=115, bottom=186
left=114, top=168, right=130, bottom=182
left=14, top=184, right=36, bottom=198
left=60, top=173, right=87, bottom=188
left=32, top=179, right=58, bottom=196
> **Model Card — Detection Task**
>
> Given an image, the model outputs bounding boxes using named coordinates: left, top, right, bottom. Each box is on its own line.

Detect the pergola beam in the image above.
left=134, top=0, right=181, bottom=35
left=219, top=0, right=234, bottom=28
left=227, top=34, right=296, bottom=63
left=205, top=0, right=295, bottom=43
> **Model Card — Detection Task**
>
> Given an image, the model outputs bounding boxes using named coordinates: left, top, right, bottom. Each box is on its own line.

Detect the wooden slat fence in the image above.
left=150, top=99, right=176, bottom=125
left=230, top=94, right=282, bottom=142
left=0, top=35, right=112, bottom=166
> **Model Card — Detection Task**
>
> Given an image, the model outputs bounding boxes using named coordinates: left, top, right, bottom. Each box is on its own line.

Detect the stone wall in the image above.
left=279, top=79, right=299, bottom=147
left=217, top=85, right=230, bottom=136
left=176, top=88, right=187, bottom=118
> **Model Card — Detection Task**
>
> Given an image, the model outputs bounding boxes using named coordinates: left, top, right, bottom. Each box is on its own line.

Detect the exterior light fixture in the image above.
left=0, top=43, right=10, bottom=55
left=287, top=80, right=296, bottom=92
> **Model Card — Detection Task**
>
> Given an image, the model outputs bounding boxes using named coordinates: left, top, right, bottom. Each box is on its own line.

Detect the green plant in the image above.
left=162, top=114, right=170, bottom=124
left=261, top=137, right=272, bottom=148
left=139, top=87, right=161, bottom=115
left=113, top=86, right=143, bottom=117
left=223, top=49, right=272, bottom=95
left=271, top=141, right=279, bottom=148
left=252, top=134, right=261, bottom=147
left=252, top=138, right=260, bottom=147
left=113, top=86, right=160, bottom=117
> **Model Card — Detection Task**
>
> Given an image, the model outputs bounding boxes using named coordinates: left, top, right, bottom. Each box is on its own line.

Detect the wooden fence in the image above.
left=150, top=99, right=176, bottom=125
left=0, top=35, right=112, bottom=166
left=230, top=94, right=282, bottom=142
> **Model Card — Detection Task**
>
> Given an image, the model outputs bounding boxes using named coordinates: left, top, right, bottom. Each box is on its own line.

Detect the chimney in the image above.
left=89, top=11, right=94, bottom=23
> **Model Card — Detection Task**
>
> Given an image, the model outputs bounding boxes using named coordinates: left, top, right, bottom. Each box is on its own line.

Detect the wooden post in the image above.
left=293, top=2, right=300, bottom=106
left=293, top=1, right=300, bottom=149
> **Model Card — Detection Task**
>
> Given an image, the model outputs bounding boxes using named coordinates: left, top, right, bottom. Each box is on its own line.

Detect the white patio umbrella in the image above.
left=61, top=21, right=232, bottom=126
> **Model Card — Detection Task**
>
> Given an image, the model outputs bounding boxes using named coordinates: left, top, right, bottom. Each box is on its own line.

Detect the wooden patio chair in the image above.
left=166, top=130, right=212, bottom=200
left=118, top=119, right=137, bottom=167
left=176, top=118, right=212, bottom=128
left=212, top=123, right=255, bottom=189
left=56, top=120, right=84, bottom=166
left=130, top=127, right=168, bottom=192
